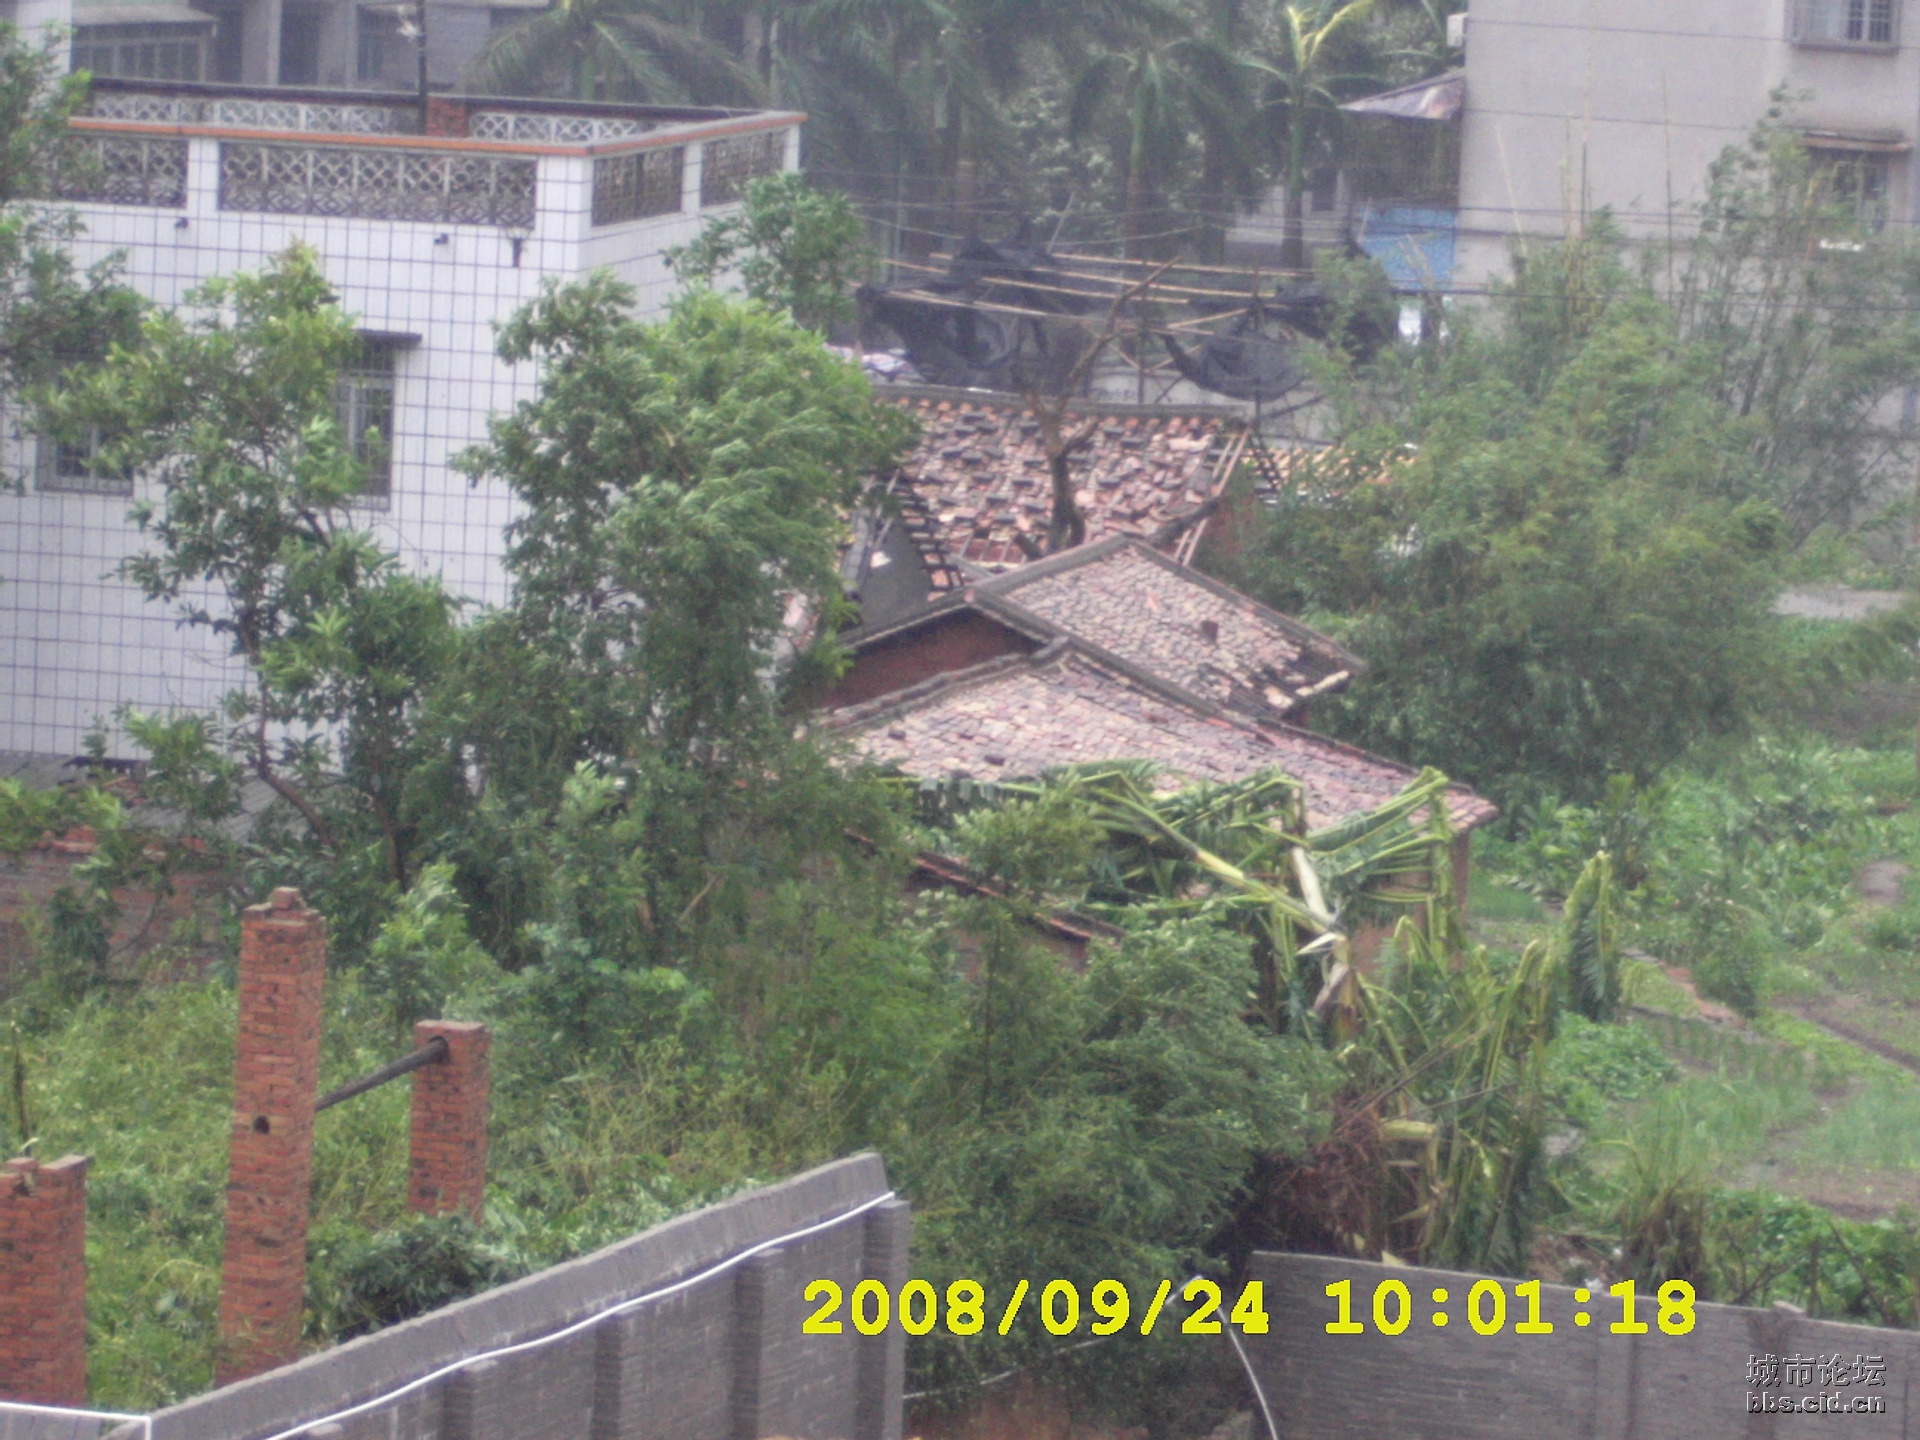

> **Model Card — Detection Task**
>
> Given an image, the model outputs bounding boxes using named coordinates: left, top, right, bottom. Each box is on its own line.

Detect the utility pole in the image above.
left=415, top=0, right=429, bottom=133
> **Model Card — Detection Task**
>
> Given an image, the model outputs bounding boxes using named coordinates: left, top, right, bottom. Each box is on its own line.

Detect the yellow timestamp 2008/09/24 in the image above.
left=802, top=1278, right=1273, bottom=1338
left=1324, top=1277, right=1698, bottom=1338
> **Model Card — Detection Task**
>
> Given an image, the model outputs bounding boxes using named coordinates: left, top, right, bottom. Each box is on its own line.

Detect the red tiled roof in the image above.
left=838, top=536, right=1360, bottom=721
left=822, top=640, right=1497, bottom=833
left=979, top=537, right=1359, bottom=719
left=878, top=387, right=1248, bottom=576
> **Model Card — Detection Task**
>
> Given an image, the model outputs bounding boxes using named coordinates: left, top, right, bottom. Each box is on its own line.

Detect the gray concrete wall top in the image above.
left=123, top=1151, right=896, bottom=1440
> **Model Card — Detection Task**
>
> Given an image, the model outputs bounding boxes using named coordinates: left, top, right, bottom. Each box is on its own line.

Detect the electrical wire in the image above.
left=0, top=1400, right=152, bottom=1439
left=84, top=1188, right=901, bottom=1440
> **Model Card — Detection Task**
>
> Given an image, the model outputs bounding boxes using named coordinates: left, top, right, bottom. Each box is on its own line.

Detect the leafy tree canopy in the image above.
left=1243, top=225, right=1787, bottom=803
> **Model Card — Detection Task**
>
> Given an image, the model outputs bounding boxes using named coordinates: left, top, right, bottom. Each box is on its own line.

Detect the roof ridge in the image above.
left=876, top=383, right=1249, bottom=422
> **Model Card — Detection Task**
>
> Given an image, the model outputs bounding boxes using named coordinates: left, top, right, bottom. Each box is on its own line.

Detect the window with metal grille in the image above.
left=699, top=131, right=783, bottom=207
left=36, top=426, right=132, bottom=496
left=591, top=146, right=684, bottom=226
left=1793, top=0, right=1897, bottom=46
left=1811, top=147, right=1894, bottom=229
left=72, top=27, right=205, bottom=80
left=336, top=338, right=398, bottom=502
left=50, top=136, right=189, bottom=208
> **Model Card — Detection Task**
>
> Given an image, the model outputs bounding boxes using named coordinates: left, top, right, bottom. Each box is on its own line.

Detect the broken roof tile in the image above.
left=822, top=642, right=1496, bottom=833
left=879, top=386, right=1249, bottom=576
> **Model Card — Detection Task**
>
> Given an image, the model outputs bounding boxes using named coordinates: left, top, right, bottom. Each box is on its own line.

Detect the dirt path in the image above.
left=1773, top=585, right=1912, bottom=621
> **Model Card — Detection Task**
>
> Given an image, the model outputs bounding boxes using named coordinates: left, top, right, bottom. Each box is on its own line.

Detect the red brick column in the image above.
left=423, top=97, right=470, bottom=137
left=216, top=887, right=327, bottom=1384
left=408, top=1021, right=490, bottom=1222
left=0, top=1154, right=91, bottom=1406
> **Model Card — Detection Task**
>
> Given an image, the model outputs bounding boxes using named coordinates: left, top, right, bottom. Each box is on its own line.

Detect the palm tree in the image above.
left=766, top=0, right=1185, bottom=242
left=1249, top=0, right=1379, bottom=270
left=1067, top=32, right=1262, bottom=256
left=471, top=0, right=761, bottom=104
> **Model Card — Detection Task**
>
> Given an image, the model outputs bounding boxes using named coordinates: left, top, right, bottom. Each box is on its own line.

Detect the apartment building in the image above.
left=1455, top=0, right=1920, bottom=283
left=0, top=19, right=800, bottom=753
left=60, top=0, right=534, bottom=94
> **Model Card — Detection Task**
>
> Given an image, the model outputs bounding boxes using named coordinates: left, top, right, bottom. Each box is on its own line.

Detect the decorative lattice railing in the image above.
left=217, top=141, right=537, bottom=227
left=699, top=130, right=784, bottom=207
left=89, top=92, right=415, bottom=133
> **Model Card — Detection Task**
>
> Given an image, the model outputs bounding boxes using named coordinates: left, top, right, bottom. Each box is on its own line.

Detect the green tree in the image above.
left=1242, top=226, right=1786, bottom=802
left=0, top=23, right=146, bottom=488
left=1249, top=0, right=1380, bottom=270
left=1067, top=31, right=1262, bottom=256
left=48, top=244, right=459, bottom=908
left=666, top=171, right=871, bottom=333
left=470, top=0, right=759, bottom=103
left=441, top=278, right=915, bottom=997
left=1670, top=103, right=1920, bottom=538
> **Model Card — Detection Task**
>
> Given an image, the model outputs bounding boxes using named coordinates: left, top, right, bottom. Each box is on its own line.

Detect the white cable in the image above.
left=0, top=1399, right=152, bottom=1440
left=1225, top=1320, right=1279, bottom=1440
left=232, top=1187, right=896, bottom=1440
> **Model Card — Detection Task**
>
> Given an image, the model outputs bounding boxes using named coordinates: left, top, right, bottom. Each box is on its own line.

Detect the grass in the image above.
left=7, top=966, right=842, bottom=1412
left=1798, top=1078, right=1920, bottom=1171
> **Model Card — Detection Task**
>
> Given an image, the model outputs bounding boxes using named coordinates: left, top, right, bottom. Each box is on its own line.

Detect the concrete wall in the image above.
left=90, top=1152, right=906, bottom=1440
left=1456, top=0, right=1920, bottom=284
left=1245, top=1251, right=1914, bottom=1438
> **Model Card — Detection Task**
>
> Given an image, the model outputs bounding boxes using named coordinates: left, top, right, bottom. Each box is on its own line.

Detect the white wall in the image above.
left=1456, top=0, right=1920, bottom=284
left=0, top=121, right=796, bottom=755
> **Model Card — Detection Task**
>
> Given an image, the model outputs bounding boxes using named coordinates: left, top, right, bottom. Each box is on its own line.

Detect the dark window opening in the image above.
left=337, top=338, right=398, bottom=502
left=1812, top=148, right=1893, bottom=230
left=279, top=6, right=324, bottom=84
left=37, top=426, right=132, bottom=496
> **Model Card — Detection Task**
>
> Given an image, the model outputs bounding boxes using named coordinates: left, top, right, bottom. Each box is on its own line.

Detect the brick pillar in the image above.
left=0, top=1154, right=91, bottom=1406
left=423, top=96, right=470, bottom=137
left=216, top=887, right=327, bottom=1385
left=408, top=1021, right=490, bottom=1222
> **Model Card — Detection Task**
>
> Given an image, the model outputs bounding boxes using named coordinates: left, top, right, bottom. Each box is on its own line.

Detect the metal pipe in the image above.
left=314, top=1034, right=448, bottom=1114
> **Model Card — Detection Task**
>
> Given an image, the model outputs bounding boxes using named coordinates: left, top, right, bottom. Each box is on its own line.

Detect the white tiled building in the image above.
left=1455, top=0, right=1920, bottom=284
left=1, top=57, right=800, bottom=754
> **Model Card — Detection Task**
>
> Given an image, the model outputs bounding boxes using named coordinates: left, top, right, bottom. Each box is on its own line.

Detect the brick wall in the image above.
left=825, top=612, right=1037, bottom=710
left=0, top=1153, right=92, bottom=1407
left=408, top=1021, right=491, bottom=1222
left=0, top=828, right=225, bottom=1001
left=216, top=888, right=328, bottom=1386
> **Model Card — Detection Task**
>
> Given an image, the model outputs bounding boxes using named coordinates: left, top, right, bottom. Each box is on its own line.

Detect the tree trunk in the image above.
left=1281, top=110, right=1308, bottom=272
left=952, top=107, right=980, bottom=240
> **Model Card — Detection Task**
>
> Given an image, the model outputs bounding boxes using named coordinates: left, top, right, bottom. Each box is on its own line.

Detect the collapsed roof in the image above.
left=863, top=386, right=1249, bottom=584
left=821, top=637, right=1496, bottom=834
left=833, top=535, right=1360, bottom=723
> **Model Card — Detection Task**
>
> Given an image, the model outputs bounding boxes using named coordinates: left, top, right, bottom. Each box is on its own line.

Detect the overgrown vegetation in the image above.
left=16, top=20, right=1920, bottom=1432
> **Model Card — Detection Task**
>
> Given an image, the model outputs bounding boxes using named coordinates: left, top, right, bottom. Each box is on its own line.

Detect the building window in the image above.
left=699, top=131, right=783, bottom=207
left=357, top=9, right=401, bottom=81
left=36, top=427, right=131, bottom=496
left=72, top=26, right=206, bottom=80
left=337, top=338, right=398, bottom=503
left=592, top=146, right=684, bottom=226
left=1811, top=147, right=1894, bottom=229
left=1792, top=0, right=1897, bottom=47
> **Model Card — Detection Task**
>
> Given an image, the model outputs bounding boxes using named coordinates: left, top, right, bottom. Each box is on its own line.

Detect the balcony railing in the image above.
left=218, top=142, right=537, bottom=227
left=89, top=90, right=415, bottom=133
left=700, top=131, right=783, bottom=206
left=52, top=134, right=188, bottom=206
left=592, top=146, right=684, bottom=226
left=469, top=111, right=660, bottom=144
